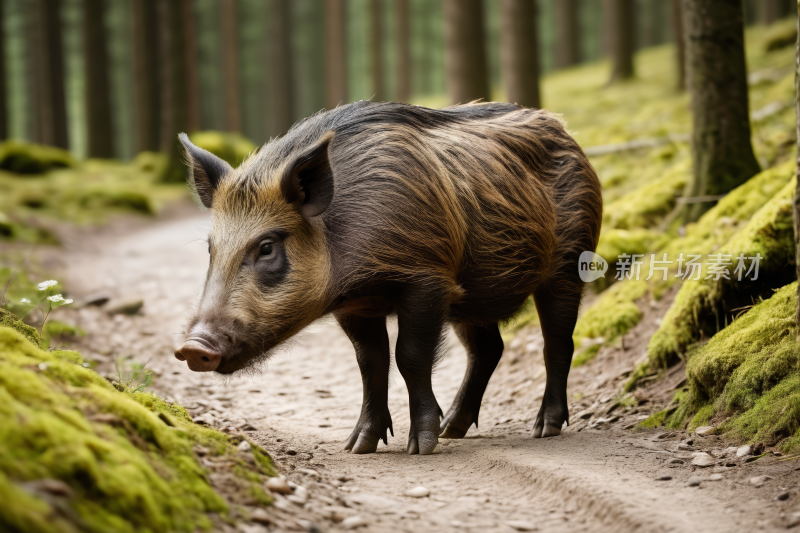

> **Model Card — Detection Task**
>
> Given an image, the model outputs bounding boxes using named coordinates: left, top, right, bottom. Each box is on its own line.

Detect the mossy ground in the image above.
left=0, top=131, right=255, bottom=244
left=640, top=283, right=800, bottom=452
left=0, top=308, right=275, bottom=533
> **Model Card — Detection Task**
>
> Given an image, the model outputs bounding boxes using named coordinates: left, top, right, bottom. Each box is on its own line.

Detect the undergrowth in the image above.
left=0, top=308, right=275, bottom=533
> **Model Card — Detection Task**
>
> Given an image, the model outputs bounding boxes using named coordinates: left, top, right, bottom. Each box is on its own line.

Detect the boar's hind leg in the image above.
left=531, top=279, right=582, bottom=438
left=440, top=323, right=503, bottom=439
left=336, top=313, right=393, bottom=454
left=395, top=284, right=447, bottom=455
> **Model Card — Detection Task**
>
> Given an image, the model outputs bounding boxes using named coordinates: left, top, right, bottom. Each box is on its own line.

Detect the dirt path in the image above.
left=58, top=211, right=796, bottom=532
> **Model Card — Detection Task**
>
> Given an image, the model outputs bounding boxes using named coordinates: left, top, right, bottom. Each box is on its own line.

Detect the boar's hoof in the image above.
left=408, top=431, right=438, bottom=455
left=532, top=421, right=563, bottom=438
left=439, top=410, right=474, bottom=439
left=345, top=432, right=381, bottom=454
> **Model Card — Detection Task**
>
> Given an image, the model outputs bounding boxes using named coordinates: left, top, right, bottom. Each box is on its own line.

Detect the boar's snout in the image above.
left=175, top=322, right=231, bottom=372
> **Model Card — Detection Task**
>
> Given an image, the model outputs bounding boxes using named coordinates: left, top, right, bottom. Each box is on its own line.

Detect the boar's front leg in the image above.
left=335, top=313, right=393, bottom=454
left=395, top=284, right=446, bottom=455
left=440, top=322, right=503, bottom=438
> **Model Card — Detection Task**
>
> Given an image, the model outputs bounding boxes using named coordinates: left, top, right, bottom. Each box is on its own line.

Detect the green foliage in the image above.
left=0, top=312, right=276, bottom=532
left=646, top=176, right=796, bottom=373
left=573, top=280, right=648, bottom=342
left=596, top=228, right=670, bottom=265
left=0, top=141, right=76, bottom=175
left=189, top=131, right=257, bottom=168
left=572, top=344, right=601, bottom=368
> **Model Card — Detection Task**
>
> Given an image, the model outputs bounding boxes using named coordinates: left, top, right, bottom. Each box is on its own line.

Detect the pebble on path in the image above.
left=505, top=520, right=538, bottom=531
left=687, top=477, right=704, bottom=487
left=237, top=441, right=251, bottom=452
left=707, top=474, right=723, bottom=481
left=776, top=491, right=790, bottom=501
left=265, top=477, right=293, bottom=495
left=736, top=445, right=752, bottom=457
left=405, top=486, right=430, bottom=498
left=655, top=475, right=672, bottom=481
left=694, top=426, right=715, bottom=436
left=341, top=515, right=367, bottom=530
left=691, top=453, right=715, bottom=467
left=749, top=475, right=772, bottom=487
left=249, top=508, right=272, bottom=524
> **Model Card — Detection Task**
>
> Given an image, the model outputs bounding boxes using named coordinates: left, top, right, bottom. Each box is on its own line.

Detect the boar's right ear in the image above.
left=179, top=133, right=233, bottom=209
left=280, top=132, right=335, bottom=220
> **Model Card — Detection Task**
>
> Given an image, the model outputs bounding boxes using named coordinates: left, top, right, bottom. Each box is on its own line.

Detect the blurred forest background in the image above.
left=3, top=0, right=792, bottom=162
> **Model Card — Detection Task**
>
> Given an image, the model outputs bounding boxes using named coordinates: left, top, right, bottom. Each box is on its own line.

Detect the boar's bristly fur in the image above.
left=176, top=100, right=602, bottom=456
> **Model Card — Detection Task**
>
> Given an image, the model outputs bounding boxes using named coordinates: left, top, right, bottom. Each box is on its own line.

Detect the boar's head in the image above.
left=174, top=133, right=334, bottom=374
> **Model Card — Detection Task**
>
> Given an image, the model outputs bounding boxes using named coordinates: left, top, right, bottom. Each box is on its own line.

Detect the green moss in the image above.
left=574, top=279, right=648, bottom=342
left=596, top=228, right=670, bottom=265
left=0, top=321, right=276, bottom=532
left=763, top=18, right=797, bottom=52
left=638, top=408, right=673, bottom=429
left=189, top=131, right=257, bottom=168
left=602, top=161, right=690, bottom=230
left=646, top=176, right=796, bottom=372
left=572, top=344, right=602, bottom=368
left=0, top=141, right=76, bottom=175
left=0, top=308, right=40, bottom=347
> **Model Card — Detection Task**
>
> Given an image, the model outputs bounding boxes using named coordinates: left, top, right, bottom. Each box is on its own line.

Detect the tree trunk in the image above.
left=369, top=0, right=383, bottom=100
left=0, top=0, right=7, bottom=141
left=182, top=0, right=200, bottom=133
left=602, top=0, right=615, bottom=56
left=156, top=0, right=187, bottom=181
left=221, top=0, right=241, bottom=133
left=267, top=0, right=293, bottom=137
left=132, top=0, right=160, bottom=152
left=500, top=0, right=540, bottom=108
left=682, top=0, right=760, bottom=222
left=325, top=0, right=347, bottom=109
left=672, top=0, right=686, bottom=91
left=395, top=0, right=411, bottom=103
left=760, top=0, right=783, bottom=25
left=84, top=0, right=115, bottom=158
left=555, top=0, right=580, bottom=68
left=608, top=0, right=635, bottom=82
left=794, top=1, right=800, bottom=325
left=30, top=0, right=69, bottom=149
left=443, top=0, right=490, bottom=104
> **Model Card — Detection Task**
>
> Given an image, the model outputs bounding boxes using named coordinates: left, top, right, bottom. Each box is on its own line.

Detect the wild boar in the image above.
left=174, top=100, right=602, bottom=455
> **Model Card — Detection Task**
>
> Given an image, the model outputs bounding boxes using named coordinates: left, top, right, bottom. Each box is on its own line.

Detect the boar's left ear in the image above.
left=179, top=133, right=233, bottom=209
left=280, top=132, right=335, bottom=220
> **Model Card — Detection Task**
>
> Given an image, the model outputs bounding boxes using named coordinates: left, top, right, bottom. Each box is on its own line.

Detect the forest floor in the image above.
left=41, top=203, right=800, bottom=533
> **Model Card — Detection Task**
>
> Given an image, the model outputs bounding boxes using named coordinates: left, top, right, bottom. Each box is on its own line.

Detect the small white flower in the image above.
left=38, top=363, right=48, bottom=371
left=63, top=299, right=73, bottom=305
left=47, top=294, right=65, bottom=302
left=38, top=280, right=58, bottom=290
left=20, top=298, right=30, bottom=303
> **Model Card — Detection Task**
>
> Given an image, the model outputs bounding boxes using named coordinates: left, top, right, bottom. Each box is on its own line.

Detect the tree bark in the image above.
left=221, top=0, right=241, bottom=133
left=156, top=0, right=187, bottom=180
left=608, top=0, right=635, bottom=82
left=672, top=0, right=686, bottom=91
left=443, top=0, right=490, bottom=104
left=555, top=0, right=580, bottom=68
left=500, top=0, right=540, bottom=108
left=369, top=0, right=383, bottom=100
left=395, top=0, right=411, bottom=103
left=760, top=0, right=783, bottom=25
left=132, top=0, right=160, bottom=152
left=84, top=0, right=115, bottom=158
left=682, top=0, right=760, bottom=222
left=182, top=0, right=200, bottom=133
left=30, top=0, right=69, bottom=149
left=325, top=0, right=347, bottom=109
left=794, top=1, right=800, bottom=325
left=267, top=0, right=293, bottom=137
left=0, top=0, right=7, bottom=141
left=602, top=0, right=614, bottom=56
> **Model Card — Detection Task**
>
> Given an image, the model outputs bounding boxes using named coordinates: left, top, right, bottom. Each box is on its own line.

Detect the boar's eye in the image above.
left=259, top=241, right=274, bottom=257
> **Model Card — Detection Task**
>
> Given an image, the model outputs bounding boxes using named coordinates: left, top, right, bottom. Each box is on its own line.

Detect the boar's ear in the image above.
left=280, top=132, right=335, bottom=220
left=179, top=133, right=233, bottom=209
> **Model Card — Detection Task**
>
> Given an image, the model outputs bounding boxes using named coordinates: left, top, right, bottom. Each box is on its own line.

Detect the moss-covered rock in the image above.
left=574, top=279, right=648, bottom=342
left=0, top=319, right=275, bottom=532
left=656, top=283, right=800, bottom=451
left=189, top=131, right=257, bottom=168
left=646, top=176, right=796, bottom=372
left=0, top=141, right=76, bottom=175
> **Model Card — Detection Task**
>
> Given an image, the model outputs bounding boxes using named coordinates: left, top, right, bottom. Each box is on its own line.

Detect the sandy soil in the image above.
left=51, top=208, right=799, bottom=532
